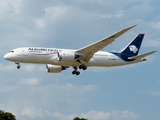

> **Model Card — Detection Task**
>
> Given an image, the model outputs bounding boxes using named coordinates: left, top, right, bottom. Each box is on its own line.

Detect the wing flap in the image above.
left=128, top=51, right=157, bottom=60
left=76, top=25, right=137, bottom=62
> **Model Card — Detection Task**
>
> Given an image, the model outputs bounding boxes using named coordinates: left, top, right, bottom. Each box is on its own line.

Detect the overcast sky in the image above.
left=0, top=0, right=160, bottom=120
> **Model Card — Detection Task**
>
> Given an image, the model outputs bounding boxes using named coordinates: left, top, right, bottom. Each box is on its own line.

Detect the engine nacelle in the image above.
left=58, top=51, right=75, bottom=61
left=46, top=64, right=64, bottom=73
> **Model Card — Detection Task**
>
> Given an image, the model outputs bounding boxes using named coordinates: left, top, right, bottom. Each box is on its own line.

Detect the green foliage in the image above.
left=0, top=110, right=16, bottom=120
left=73, top=117, right=88, bottom=120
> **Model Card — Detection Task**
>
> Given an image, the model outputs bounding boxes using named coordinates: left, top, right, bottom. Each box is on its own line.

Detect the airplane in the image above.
left=4, top=25, right=156, bottom=75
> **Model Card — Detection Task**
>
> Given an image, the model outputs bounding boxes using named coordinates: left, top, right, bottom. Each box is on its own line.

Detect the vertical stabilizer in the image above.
left=120, top=34, right=144, bottom=56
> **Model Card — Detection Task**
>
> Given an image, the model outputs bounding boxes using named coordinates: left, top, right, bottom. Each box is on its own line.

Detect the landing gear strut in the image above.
left=15, top=62, right=20, bottom=69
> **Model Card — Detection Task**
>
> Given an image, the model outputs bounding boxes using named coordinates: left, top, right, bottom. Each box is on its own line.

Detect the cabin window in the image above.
left=9, top=51, right=14, bottom=53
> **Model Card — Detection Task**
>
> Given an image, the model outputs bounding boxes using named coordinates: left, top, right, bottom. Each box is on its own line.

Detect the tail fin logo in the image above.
left=129, top=45, right=138, bottom=53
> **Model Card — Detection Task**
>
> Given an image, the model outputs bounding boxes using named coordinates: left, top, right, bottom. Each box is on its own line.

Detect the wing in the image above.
left=128, top=51, right=157, bottom=60
left=75, top=25, right=137, bottom=62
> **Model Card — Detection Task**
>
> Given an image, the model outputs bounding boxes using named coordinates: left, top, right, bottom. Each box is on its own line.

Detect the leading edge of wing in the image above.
left=76, top=24, right=137, bottom=62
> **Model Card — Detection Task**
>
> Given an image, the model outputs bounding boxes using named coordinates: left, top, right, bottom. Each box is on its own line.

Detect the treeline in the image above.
left=0, top=110, right=88, bottom=120
left=0, top=110, right=16, bottom=120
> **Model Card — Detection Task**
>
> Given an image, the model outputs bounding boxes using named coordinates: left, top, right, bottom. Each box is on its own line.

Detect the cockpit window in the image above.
left=9, top=51, right=14, bottom=53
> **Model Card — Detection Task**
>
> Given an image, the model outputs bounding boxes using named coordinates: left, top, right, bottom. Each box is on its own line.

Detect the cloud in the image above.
left=144, top=39, right=160, bottom=48
left=0, top=0, right=21, bottom=20
left=100, top=10, right=124, bottom=19
left=0, top=0, right=156, bottom=52
left=109, top=110, right=141, bottom=119
left=0, top=63, right=16, bottom=71
left=0, top=85, right=15, bottom=92
left=20, top=78, right=39, bottom=85
left=23, top=64, right=44, bottom=72
left=19, top=109, right=141, bottom=120
left=150, top=91, right=160, bottom=96
left=21, top=107, right=43, bottom=118
left=143, top=90, right=160, bottom=96
left=34, top=5, right=69, bottom=29
left=151, top=21, right=160, bottom=29
left=0, top=82, right=99, bottom=119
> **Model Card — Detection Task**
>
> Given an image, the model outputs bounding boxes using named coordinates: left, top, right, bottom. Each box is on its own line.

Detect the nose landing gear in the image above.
left=15, top=62, right=20, bottom=69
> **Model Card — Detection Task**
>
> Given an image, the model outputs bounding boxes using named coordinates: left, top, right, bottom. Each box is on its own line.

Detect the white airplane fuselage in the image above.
left=4, top=47, right=142, bottom=67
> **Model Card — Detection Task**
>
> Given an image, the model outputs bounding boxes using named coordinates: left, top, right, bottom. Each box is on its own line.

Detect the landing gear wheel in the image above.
left=72, top=71, right=76, bottom=75
left=79, top=65, right=83, bottom=69
left=72, top=70, right=80, bottom=76
left=82, top=66, right=87, bottom=70
left=72, top=66, right=80, bottom=76
left=79, top=65, right=87, bottom=70
left=76, top=71, right=80, bottom=76
left=17, top=65, right=20, bottom=69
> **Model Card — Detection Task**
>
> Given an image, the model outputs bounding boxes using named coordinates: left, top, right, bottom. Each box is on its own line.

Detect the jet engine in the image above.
left=58, top=51, right=76, bottom=61
left=46, top=64, right=65, bottom=73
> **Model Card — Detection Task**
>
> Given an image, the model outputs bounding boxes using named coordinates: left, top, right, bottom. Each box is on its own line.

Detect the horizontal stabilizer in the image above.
left=128, top=51, right=157, bottom=60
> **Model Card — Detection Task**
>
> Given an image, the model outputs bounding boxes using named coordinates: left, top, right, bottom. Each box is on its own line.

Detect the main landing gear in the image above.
left=72, top=67, right=80, bottom=75
left=79, top=64, right=87, bottom=70
left=72, top=65, right=87, bottom=76
left=15, top=62, right=20, bottom=69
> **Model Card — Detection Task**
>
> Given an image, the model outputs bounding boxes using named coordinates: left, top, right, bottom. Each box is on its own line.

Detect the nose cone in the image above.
left=4, top=53, right=9, bottom=60
left=4, top=53, right=13, bottom=61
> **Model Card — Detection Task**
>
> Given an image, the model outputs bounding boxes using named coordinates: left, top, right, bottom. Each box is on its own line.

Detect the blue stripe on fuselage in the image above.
left=110, top=52, right=134, bottom=62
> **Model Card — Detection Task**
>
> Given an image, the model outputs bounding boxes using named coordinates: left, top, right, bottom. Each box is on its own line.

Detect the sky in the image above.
left=0, top=0, right=160, bottom=120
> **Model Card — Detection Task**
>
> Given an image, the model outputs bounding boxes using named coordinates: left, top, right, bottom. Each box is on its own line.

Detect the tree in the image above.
left=0, top=110, right=16, bottom=120
left=73, top=117, right=88, bottom=120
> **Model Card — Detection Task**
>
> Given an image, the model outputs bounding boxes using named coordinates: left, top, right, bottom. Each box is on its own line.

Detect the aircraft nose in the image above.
left=4, top=54, right=8, bottom=60
left=4, top=53, right=10, bottom=60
